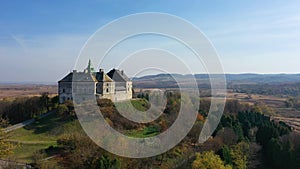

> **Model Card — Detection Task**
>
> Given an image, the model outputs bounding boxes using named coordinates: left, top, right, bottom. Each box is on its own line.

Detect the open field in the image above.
left=0, top=84, right=57, bottom=99
left=272, top=116, right=300, bottom=133
left=225, top=91, right=300, bottom=117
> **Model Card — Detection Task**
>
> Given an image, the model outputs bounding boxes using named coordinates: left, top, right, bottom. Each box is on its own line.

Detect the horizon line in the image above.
left=1, top=72, right=300, bottom=85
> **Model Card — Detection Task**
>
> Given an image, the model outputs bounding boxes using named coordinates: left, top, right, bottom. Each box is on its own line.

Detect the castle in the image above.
left=58, top=60, right=132, bottom=103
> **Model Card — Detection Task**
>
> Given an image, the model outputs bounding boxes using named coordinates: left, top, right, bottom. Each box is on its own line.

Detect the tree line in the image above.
left=0, top=93, right=58, bottom=126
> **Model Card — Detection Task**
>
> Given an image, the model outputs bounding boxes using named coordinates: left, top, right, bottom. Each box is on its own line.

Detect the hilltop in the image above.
left=133, top=73, right=300, bottom=87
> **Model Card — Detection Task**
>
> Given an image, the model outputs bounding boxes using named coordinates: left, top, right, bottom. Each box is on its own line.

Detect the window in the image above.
left=106, top=88, right=109, bottom=93
left=62, top=89, right=65, bottom=93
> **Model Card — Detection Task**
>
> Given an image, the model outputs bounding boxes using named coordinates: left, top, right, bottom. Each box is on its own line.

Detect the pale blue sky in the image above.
left=0, top=0, right=300, bottom=83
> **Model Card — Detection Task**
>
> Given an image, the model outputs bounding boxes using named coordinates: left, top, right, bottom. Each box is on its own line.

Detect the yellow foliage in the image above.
left=230, top=142, right=249, bottom=169
left=192, top=151, right=232, bottom=169
left=0, top=129, right=15, bottom=157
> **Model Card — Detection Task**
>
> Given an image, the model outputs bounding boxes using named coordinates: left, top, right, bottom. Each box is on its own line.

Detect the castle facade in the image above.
left=58, top=60, right=132, bottom=103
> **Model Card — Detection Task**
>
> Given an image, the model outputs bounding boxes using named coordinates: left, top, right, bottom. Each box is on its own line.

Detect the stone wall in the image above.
left=59, top=81, right=97, bottom=104
left=114, top=90, right=132, bottom=101
left=58, top=82, right=72, bottom=103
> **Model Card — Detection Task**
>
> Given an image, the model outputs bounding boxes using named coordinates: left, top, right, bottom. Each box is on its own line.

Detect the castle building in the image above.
left=58, top=60, right=132, bottom=103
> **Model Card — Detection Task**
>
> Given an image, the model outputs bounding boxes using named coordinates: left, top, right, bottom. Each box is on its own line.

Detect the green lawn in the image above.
left=115, top=98, right=150, bottom=112
left=12, top=142, right=55, bottom=163
left=131, top=99, right=150, bottom=111
left=125, top=126, right=159, bottom=138
left=9, top=113, right=80, bottom=163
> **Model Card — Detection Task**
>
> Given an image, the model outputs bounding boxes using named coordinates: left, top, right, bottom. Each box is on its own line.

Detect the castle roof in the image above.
left=59, top=72, right=97, bottom=83
left=107, top=69, right=130, bottom=82
left=95, top=72, right=113, bottom=82
left=59, top=72, right=73, bottom=82
left=59, top=61, right=130, bottom=84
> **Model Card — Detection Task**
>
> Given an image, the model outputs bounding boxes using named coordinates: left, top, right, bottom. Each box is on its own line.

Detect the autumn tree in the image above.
left=192, top=151, right=232, bottom=169
left=230, top=142, right=248, bottom=169
left=57, top=133, right=120, bottom=169
left=0, top=130, right=15, bottom=157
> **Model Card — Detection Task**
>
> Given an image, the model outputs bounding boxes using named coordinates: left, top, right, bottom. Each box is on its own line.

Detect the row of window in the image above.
left=61, top=86, right=131, bottom=94
left=61, top=88, right=94, bottom=94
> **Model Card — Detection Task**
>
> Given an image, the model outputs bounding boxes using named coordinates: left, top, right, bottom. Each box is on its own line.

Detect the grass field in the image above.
left=115, top=98, right=150, bottom=112
left=9, top=113, right=80, bottom=163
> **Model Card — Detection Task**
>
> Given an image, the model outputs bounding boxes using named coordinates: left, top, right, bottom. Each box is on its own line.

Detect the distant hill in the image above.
left=132, top=73, right=300, bottom=89
left=225, top=74, right=300, bottom=84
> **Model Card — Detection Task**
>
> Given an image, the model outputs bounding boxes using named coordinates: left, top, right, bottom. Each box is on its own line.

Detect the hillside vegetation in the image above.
left=1, top=92, right=300, bottom=169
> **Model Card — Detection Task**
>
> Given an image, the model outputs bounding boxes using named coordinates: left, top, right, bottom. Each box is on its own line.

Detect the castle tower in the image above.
left=86, top=59, right=94, bottom=73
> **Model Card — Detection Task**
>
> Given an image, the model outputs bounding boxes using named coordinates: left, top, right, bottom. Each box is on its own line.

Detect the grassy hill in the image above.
left=8, top=98, right=152, bottom=163
left=9, top=112, right=81, bottom=163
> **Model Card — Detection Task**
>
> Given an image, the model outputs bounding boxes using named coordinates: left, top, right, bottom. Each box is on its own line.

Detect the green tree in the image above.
left=50, top=95, right=59, bottom=109
left=192, top=151, right=232, bottom=169
left=96, top=155, right=120, bottom=169
left=220, top=145, right=232, bottom=165
left=56, top=104, right=69, bottom=117
left=230, top=142, right=248, bottom=169
left=40, top=92, right=50, bottom=112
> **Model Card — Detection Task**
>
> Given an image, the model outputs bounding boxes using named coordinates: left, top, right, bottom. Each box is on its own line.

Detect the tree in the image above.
left=0, top=130, right=15, bottom=157
left=230, top=142, right=248, bottom=169
left=94, top=155, right=120, bottom=169
left=216, top=127, right=237, bottom=146
left=199, top=99, right=211, bottom=117
left=40, top=92, right=50, bottom=112
left=0, top=117, right=9, bottom=128
left=252, top=102, right=275, bottom=116
left=57, top=133, right=120, bottom=169
left=192, top=151, right=232, bottom=169
left=220, top=145, right=232, bottom=165
left=256, top=125, right=279, bottom=146
left=56, top=104, right=69, bottom=117
left=50, top=95, right=59, bottom=109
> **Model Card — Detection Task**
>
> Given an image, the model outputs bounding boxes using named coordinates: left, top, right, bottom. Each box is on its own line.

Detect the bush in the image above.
left=56, top=104, right=69, bottom=116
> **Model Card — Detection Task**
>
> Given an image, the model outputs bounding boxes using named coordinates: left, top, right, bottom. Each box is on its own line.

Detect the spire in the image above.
left=86, top=59, right=94, bottom=73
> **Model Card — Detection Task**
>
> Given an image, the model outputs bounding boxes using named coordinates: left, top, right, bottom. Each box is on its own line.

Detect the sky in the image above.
left=0, top=0, right=300, bottom=83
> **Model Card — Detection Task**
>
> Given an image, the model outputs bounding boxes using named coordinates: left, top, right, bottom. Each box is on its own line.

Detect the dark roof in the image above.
left=107, top=69, right=130, bottom=82
left=59, top=72, right=96, bottom=82
left=95, top=72, right=113, bottom=82
left=59, top=72, right=73, bottom=82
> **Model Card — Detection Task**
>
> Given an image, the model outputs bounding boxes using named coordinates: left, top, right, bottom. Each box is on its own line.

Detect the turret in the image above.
left=85, top=59, right=94, bottom=73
